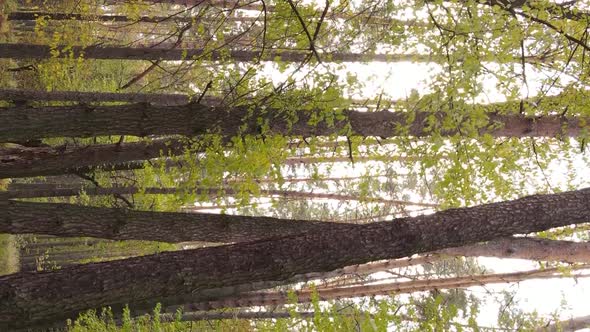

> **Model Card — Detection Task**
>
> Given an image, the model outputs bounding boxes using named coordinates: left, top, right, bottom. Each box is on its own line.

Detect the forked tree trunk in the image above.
left=1, top=188, right=590, bottom=329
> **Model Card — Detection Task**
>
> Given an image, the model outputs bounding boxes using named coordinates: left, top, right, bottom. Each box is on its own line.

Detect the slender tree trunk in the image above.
left=6, top=10, right=422, bottom=28
left=7, top=12, right=194, bottom=23
left=1, top=188, right=590, bottom=329
left=439, top=237, right=590, bottom=264
left=282, top=155, right=415, bottom=165
left=475, top=0, right=588, bottom=22
left=278, top=237, right=590, bottom=291
left=0, top=140, right=409, bottom=179
left=0, top=139, right=185, bottom=178
left=0, top=43, right=434, bottom=62
left=136, top=0, right=267, bottom=10
left=2, top=199, right=357, bottom=243
left=5, top=185, right=439, bottom=208
left=537, top=315, right=590, bottom=332
left=166, top=310, right=318, bottom=322
left=6, top=175, right=377, bottom=189
left=193, top=266, right=589, bottom=310
left=0, top=89, right=191, bottom=105
left=302, top=238, right=590, bottom=289
left=1, top=102, right=585, bottom=142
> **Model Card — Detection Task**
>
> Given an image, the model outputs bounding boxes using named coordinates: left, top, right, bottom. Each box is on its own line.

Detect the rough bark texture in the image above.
left=5, top=185, right=438, bottom=207
left=1, top=102, right=586, bottom=142
left=0, top=89, right=190, bottom=105
left=0, top=139, right=186, bottom=178
left=0, top=43, right=430, bottom=62
left=1, top=199, right=356, bottom=243
left=1, top=188, right=590, bottom=329
left=7, top=12, right=191, bottom=23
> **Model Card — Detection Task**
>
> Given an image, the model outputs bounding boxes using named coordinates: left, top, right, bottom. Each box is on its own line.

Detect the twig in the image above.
left=284, top=0, right=322, bottom=63
left=196, top=81, right=213, bottom=104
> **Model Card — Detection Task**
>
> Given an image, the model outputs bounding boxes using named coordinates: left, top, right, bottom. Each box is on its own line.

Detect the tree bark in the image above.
left=5, top=185, right=439, bottom=208
left=191, top=265, right=589, bottom=310
left=1, top=102, right=586, bottom=142
left=195, top=237, right=590, bottom=300
left=1, top=199, right=357, bottom=243
left=537, top=315, right=590, bottom=332
left=7, top=12, right=195, bottom=23
left=0, top=139, right=185, bottom=178
left=0, top=43, right=433, bottom=62
left=1, top=188, right=590, bottom=329
left=0, top=89, right=191, bottom=105
left=440, top=237, right=590, bottom=264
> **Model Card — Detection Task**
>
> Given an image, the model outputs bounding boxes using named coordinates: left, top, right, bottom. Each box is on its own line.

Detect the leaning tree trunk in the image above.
left=190, top=265, right=588, bottom=310
left=185, top=237, right=590, bottom=303
left=1, top=188, right=590, bottom=329
left=0, top=102, right=585, bottom=142
left=1, top=199, right=358, bottom=243
left=538, top=314, right=590, bottom=332
left=439, top=237, right=590, bottom=264
left=5, top=185, right=438, bottom=208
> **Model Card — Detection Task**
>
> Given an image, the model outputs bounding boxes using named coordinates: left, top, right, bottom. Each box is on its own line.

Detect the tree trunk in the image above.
left=0, top=139, right=185, bottom=178
left=1, top=188, right=590, bottom=329
left=6, top=10, right=420, bottom=28
left=132, top=0, right=267, bottom=10
left=440, top=237, right=590, bottom=264
left=302, top=238, right=590, bottom=289
left=7, top=12, right=195, bottom=23
left=1, top=199, right=357, bottom=243
left=191, top=265, right=589, bottom=310
left=167, top=310, right=319, bottom=322
left=0, top=43, right=433, bottom=62
left=282, top=155, right=415, bottom=165
left=537, top=315, right=590, bottom=332
left=5, top=185, right=439, bottom=208
left=0, top=89, right=191, bottom=105
left=227, top=237, right=590, bottom=296
left=1, top=102, right=585, bottom=142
